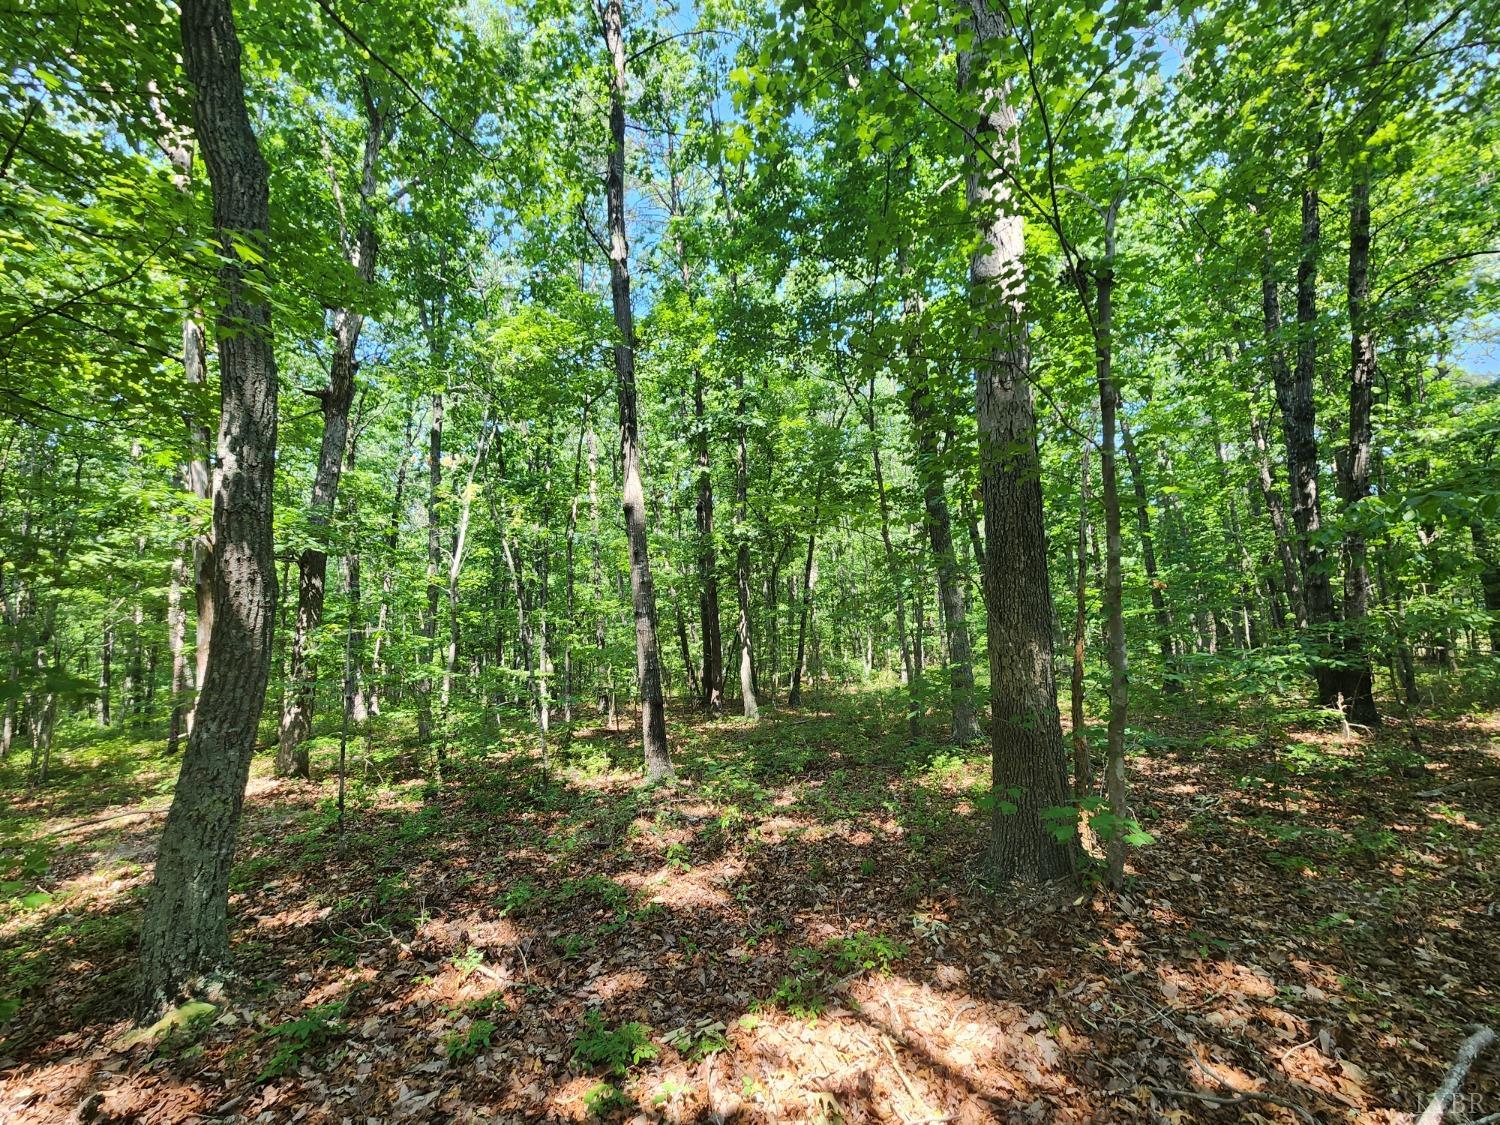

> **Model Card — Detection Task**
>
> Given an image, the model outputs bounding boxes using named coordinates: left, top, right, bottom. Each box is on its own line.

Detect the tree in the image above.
left=138, top=0, right=279, bottom=1011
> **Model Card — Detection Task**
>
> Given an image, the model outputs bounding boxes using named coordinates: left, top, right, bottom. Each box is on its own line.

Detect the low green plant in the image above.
left=584, top=1080, right=630, bottom=1115
left=443, top=1018, right=497, bottom=1062
left=571, top=1009, right=658, bottom=1076
left=257, top=1000, right=348, bottom=1080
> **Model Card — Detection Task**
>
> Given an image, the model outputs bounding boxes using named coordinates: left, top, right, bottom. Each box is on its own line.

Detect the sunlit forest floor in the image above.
left=1, top=681, right=1497, bottom=1123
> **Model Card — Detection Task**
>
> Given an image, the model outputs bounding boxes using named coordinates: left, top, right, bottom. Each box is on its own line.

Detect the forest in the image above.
left=1, top=0, right=1498, bottom=1119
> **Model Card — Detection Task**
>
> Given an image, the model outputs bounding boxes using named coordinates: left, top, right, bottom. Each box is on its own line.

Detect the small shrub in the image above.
left=584, top=1080, right=630, bottom=1115
left=257, top=1000, right=347, bottom=1080
left=571, top=1009, right=658, bottom=1076
left=443, top=1018, right=497, bottom=1062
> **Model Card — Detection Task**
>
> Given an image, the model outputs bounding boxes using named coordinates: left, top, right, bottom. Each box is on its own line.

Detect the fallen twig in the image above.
left=1417, top=1025, right=1496, bottom=1125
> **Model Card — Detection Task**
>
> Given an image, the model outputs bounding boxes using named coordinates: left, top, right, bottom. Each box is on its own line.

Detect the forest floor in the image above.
left=0, top=687, right=1497, bottom=1123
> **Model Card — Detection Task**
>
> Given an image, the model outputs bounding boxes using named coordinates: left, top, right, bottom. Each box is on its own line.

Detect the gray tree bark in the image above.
left=139, top=0, right=279, bottom=1013
left=602, top=0, right=671, bottom=780
left=962, top=1, right=1077, bottom=886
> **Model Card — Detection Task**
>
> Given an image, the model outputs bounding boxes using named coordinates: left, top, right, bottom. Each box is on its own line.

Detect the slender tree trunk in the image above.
left=962, top=3, right=1077, bottom=885
left=587, top=429, right=610, bottom=717
left=1070, top=447, right=1091, bottom=794
left=1272, top=138, right=1344, bottom=708
left=789, top=519, right=819, bottom=707
left=418, top=390, right=443, bottom=748
left=1336, top=148, right=1381, bottom=726
left=278, top=93, right=382, bottom=776
left=603, top=0, right=670, bottom=780
left=1248, top=405, right=1307, bottom=628
left=1091, top=239, right=1130, bottom=890
left=1118, top=420, right=1176, bottom=688
left=733, top=367, right=758, bottom=719
left=166, top=551, right=189, bottom=753
left=694, top=369, right=724, bottom=715
left=901, top=281, right=979, bottom=743
left=140, top=0, right=279, bottom=1012
left=98, top=618, right=112, bottom=727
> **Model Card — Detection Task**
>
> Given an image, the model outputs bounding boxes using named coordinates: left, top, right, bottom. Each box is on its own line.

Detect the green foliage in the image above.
left=583, top=1080, right=630, bottom=1116
left=570, top=1010, right=658, bottom=1077
left=443, top=1018, right=497, bottom=1062
left=256, top=1001, right=348, bottom=1081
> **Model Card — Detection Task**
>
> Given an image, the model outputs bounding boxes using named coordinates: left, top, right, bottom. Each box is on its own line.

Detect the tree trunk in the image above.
left=789, top=521, right=818, bottom=707
left=903, top=341, right=980, bottom=744
left=694, top=369, right=724, bottom=714
left=962, top=3, right=1077, bottom=886
left=98, top=617, right=112, bottom=727
left=1092, top=239, right=1130, bottom=890
left=1118, top=420, right=1175, bottom=688
left=733, top=367, right=758, bottom=719
left=166, top=550, right=189, bottom=754
left=418, top=390, right=443, bottom=747
left=603, top=0, right=671, bottom=781
left=1336, top=149, right=1381, bottom=727
left=140, top=0, right=279, bottom=1013
left=1273, top=139, right=1344, bottom=708
left=1070, top=447, right=1091, bottom=794
left=278, top=90, right=382, bottom=776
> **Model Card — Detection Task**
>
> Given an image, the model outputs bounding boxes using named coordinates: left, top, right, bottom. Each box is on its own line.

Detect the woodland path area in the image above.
left=1, top=695, right=1496, bottom=1123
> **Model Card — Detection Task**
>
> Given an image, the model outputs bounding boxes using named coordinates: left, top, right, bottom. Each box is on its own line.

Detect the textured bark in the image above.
left=139, top=0, right=278, bottom=1013
left=902, top=304, right=979, bottom=745
left=603, top=0, right=671, bottom=780
left=962, top=2, right=1077, bottom=886
left=1336, top=151, right=1381, bottom=727
left=278, top=87, right=383, bottom=776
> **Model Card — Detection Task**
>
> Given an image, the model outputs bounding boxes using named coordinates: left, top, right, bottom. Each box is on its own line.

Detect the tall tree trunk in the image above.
left=789, top=518, right=819, bottom=707
left=1248, top=405, right=1307, bottom=628
left=278, top=88, right=383, bottom=777
left=418, top=390, right=443, bottom=748
left=733, top=366, right=758, bottom=719
left=1336, top=148, right=1381, bottom=727
left=344, top=444, right=366, bottom=725
left=1070, top=447, right=1091, bottom=794
left=166, top=551, right=189, bottom=753
left=962, top=3, right=1077, bottom=885
left=694, top=369, right=724, bottom=714
left=602, top=0, right=671, bottom=780
left=1118, top=420, right=1176, bottom=688
left=1273, top=137, right=1344, bottom=708
left=139, top=0, right=279, bottom=1013
left=98, top=617, right=112, bottom=727
left=903, top=310, right=979, bottom=744
left=1091, top=233, right=1130, bottom=890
